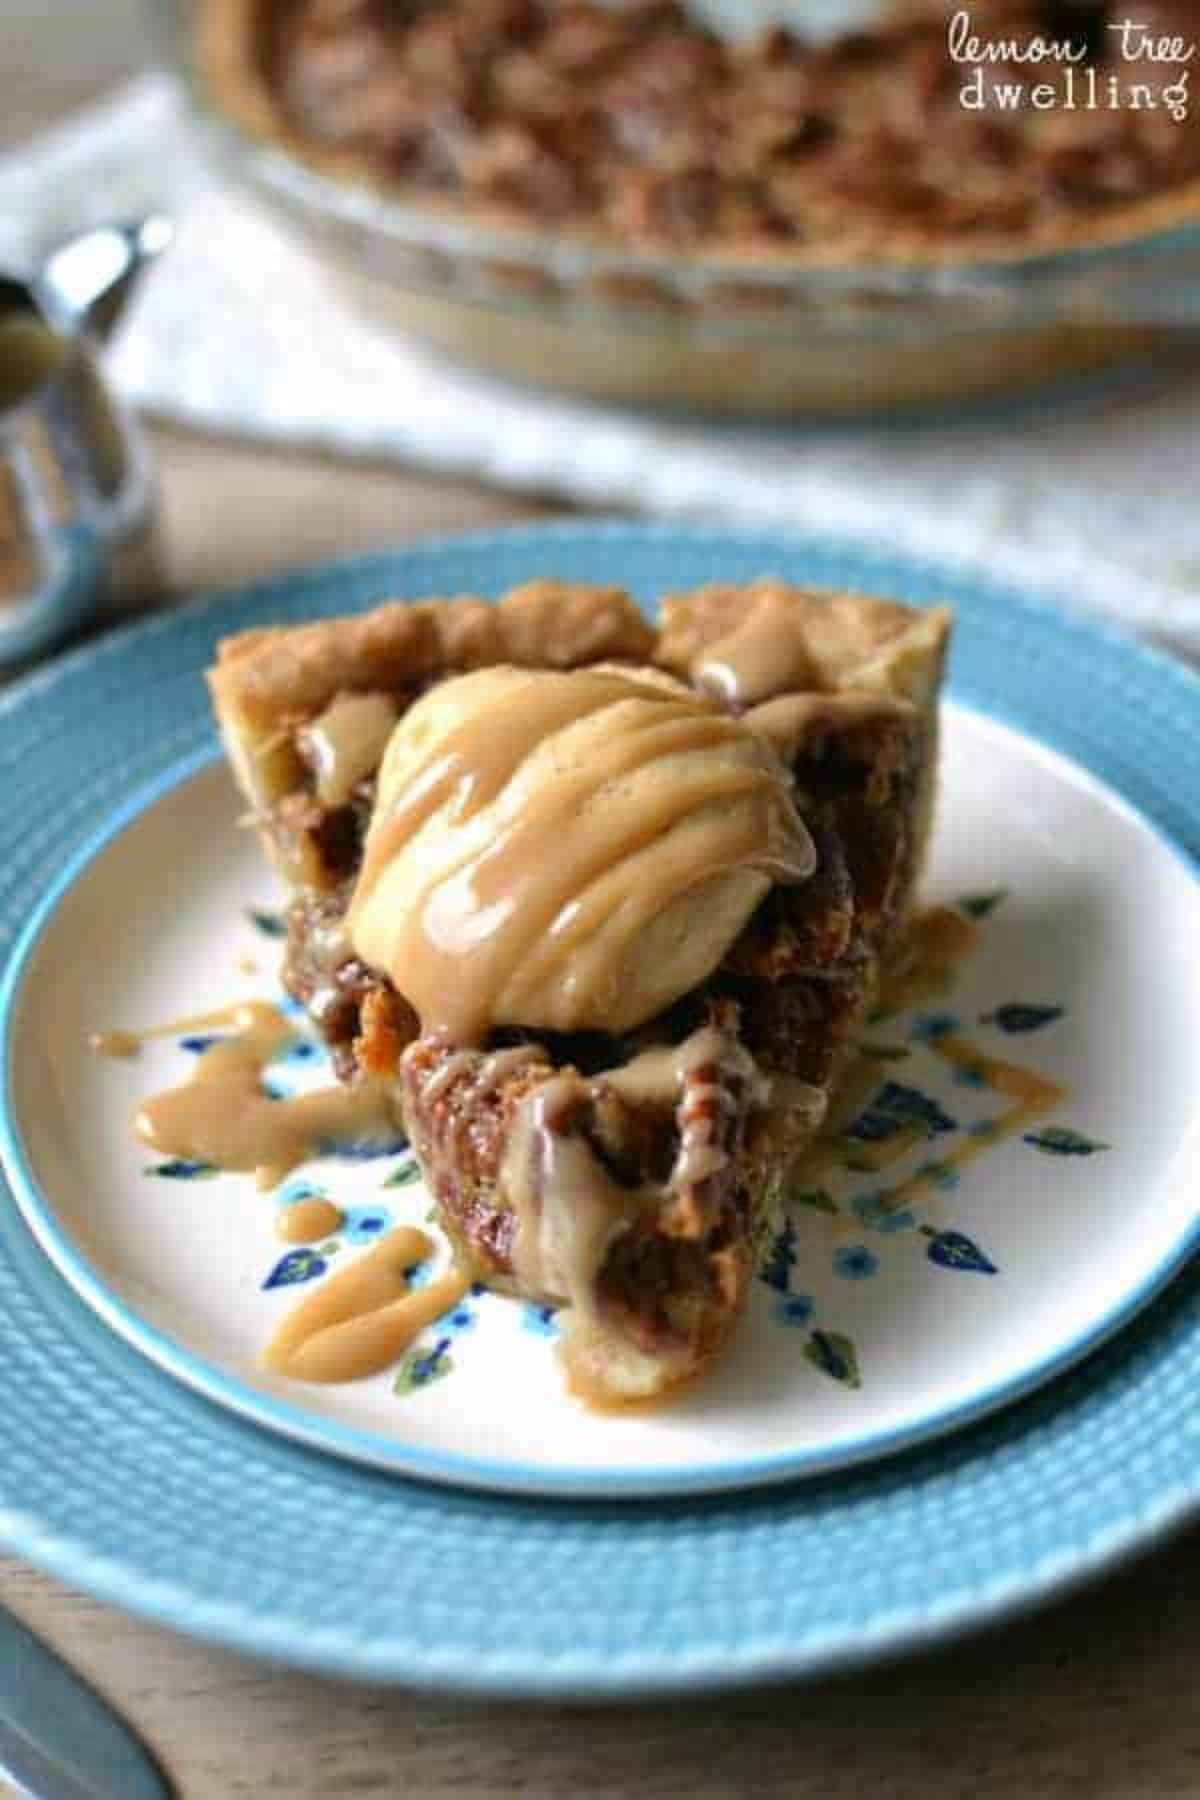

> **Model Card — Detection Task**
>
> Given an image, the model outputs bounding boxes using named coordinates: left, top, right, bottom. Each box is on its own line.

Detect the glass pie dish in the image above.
left=155, top=0, right=1200, bottom=415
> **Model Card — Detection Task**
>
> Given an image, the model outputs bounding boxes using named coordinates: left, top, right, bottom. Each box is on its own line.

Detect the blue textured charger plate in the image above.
left=0, top=521, right=1198, bottom=1695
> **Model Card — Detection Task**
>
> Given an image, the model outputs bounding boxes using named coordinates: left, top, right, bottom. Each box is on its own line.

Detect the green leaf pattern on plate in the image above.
left=804, top=1331, right=862, bottom=1389
left=981, top=1004, right=1064, bottom=1034
left=247, top=907, right=285, bottom=938
left=956, top=889, right=1009, bottom=919
left=1024, top=1126, right=1110, bottom=1156
left=394, top=1340, right=455, bottom=1393
left=384, top=1161, right=421, bottom=1188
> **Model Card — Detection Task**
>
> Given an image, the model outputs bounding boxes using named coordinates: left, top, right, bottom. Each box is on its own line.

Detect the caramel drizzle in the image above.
left=89, top=1029, right=141, bottom=1059
left=878, top=1033, right=1066, bottom=1215
left=504, top=1077, right=646, bottom=1323
left=348, top=666, right=813, bottom=1043
left=104, top=1006, right=466, bottom=1386
left=276, top=1197, right=344, bottom=1243
left=494, top=1022, right=766, bottom=1376
left=405, top=1019, right=767, bottom=1360
left=695, top=587, right=825, bottom=708
left=601, top=1025, right=770, bottom=1194
left=351, top=667, right=645, bottom=908
left=133, top=1000, right=394, bottom=1190
left=298, top=690, right=397, bottom=808
left=804, top=1033, right=1067, bottom=1221
left=264, top=1225, right=470, bottom=1384
left=89, top=1000, right=277, bottom=1060
left=873, top=904, right=979, bottom=1016
left=790, top=906, right=1067, bottom=1217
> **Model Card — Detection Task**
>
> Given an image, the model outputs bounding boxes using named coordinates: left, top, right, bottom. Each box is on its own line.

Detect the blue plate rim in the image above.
left=0, top=517, right=1197, bottom=1694
left=1, top=690, right=1198, bottom=1501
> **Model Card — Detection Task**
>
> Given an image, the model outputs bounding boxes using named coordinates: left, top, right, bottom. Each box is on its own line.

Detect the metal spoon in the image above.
left=0, top=1599, right=171, bottom=1800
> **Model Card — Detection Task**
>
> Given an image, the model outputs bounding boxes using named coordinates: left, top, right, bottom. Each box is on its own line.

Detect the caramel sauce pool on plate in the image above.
left=792, top=907, right=1067, bottom=1214
left=276, top=1197, right=344, bottom=1243
left=92, top=1004, right=470, bottom=1385
left=112, top=1000, right=395, bottom=1190
left=263, top=1226, right=470, bottom=1384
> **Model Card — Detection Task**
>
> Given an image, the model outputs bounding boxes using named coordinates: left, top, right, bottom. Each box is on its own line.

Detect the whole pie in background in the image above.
left=195, top=0, right=1200, bottom=262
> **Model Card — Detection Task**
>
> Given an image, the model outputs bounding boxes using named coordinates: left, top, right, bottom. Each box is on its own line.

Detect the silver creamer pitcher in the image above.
left=0, top=216, right=170, bottom=666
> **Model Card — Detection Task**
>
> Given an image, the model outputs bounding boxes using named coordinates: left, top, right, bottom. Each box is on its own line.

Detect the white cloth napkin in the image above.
left=3, top=73, right=1199, bottom=658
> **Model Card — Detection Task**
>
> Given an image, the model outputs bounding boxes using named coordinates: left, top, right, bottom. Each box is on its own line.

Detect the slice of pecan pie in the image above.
left=208, top=578, right=950, bottom=1403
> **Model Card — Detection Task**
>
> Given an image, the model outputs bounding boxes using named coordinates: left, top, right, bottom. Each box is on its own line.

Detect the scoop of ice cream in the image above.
left=347, top=664, right=814, bottom=1042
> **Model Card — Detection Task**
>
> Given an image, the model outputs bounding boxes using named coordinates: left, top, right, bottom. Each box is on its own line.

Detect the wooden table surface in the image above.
left=4, top=13, right=1200, bottom=1798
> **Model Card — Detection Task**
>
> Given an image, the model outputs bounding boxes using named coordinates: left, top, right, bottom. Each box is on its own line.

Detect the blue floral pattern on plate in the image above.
left=394, top=1285, right=483, bottom=1397
left=343, top=1205, right=393, bottom=1245
left=522, top=1303, right=561, bottom=1339
left=833, top=1245, right=879, bottom=1281
left=756, top=888, right=1079, bottom=1388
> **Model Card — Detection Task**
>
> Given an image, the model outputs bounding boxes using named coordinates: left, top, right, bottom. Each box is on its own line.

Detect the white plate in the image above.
left=4, top=703, right=1198, bottom=1497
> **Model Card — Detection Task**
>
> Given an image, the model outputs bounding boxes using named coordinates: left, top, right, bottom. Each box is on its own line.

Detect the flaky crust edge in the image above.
left=208, top=575, right=950, bottom=809
left=207, top=580, right=656, bottom=811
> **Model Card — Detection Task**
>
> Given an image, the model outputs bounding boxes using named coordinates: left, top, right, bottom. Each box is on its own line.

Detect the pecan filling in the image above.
left=241, top=0, right=1199, bottom=253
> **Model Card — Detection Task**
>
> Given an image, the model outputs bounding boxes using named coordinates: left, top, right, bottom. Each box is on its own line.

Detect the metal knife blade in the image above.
left=0, top=1602, right=170, bottom=1800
